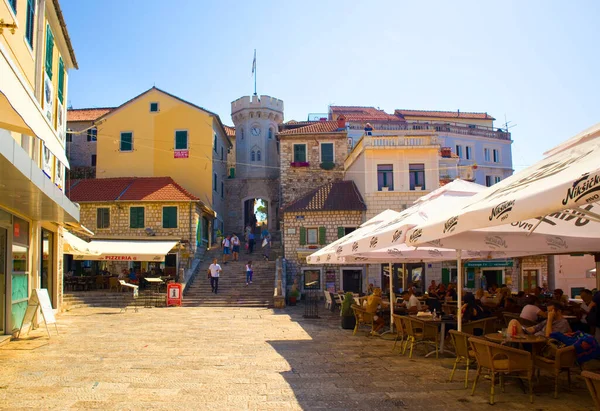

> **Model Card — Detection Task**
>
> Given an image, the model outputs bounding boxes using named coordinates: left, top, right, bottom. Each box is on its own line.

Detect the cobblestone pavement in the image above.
left=0, top=304, right=595, bottom=410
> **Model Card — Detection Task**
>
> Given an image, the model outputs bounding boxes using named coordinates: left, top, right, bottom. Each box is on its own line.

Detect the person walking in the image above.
left=231, top=234, right=240, bottom=262
left=208, top=258, right=221, bottom=294
left=245, top=261, right=253, bottom=286
left=222, top=235, right=231, bottom=264
left=261, top=229, right=271, bottom=261
left=248, top=231, right=255, bottom=254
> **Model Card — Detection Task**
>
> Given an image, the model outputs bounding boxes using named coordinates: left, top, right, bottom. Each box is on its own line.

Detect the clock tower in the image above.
left=226, top=95, right=284, bottom=234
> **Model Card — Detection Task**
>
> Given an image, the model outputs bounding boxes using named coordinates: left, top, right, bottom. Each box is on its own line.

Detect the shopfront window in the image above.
left=303, top=269, right=321, bottom=290
left=11, top=216, right=30, bottom=331
left=41, top=229, right=54, bottom=307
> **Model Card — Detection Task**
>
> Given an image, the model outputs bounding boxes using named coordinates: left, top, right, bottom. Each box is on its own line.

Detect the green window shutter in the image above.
left=337, top=227, right=345, bottom=239
left=318, top=226, right=326, bottom=245
left=25, top=0, right=35, bottom=48
left=321, top=143, right=334, bottom=163
left=229, top=167, right=235, bottom=178
left=45, top=25, right=54, bottom=78
left=175, top=131, right=188, bottom=150
left=130, top=207, right=144, bottom=228
left=294, top=145, right=306, bottom=162
left=163, top=207, right=177, bottom=228
left=120, top=132, right=133, bottom=151
left=57, top=58, right=65, bottom=103
left=299, top=227, right=306, bottom=246
left=442, top=268, right=449, bottom=285
left=466, top=267, right=475, bottom=289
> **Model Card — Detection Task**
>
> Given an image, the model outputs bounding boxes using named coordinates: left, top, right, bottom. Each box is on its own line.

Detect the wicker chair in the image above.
left=534, top=345, right=577, bottom=399
left=391, top=314, right=407, bottom=353
left=443, top=303, right=458, bottom=316
left=469, top=336, right=534, bottom=405
left=462, top=317, right=497, bottom=336
left=449, top=330, right=476, bottom=388
left=351, top=304, right=375, bottom=336
left=582, top=371, right=600, bottom=411
left=109, top=277, right=121, bottom=292
left=404, top=317, right=439, bottom=359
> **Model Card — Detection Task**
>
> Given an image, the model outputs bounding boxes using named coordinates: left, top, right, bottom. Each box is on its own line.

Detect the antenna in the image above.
left=503, top=114, right=517, bottom=133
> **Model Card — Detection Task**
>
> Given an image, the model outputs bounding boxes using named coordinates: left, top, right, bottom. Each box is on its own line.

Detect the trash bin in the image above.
left=303, top=289, right=319, bottom=319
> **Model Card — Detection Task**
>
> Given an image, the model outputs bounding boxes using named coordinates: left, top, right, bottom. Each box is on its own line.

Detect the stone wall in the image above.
left=283, top=210, right=364, bottom=292
left=78, top=201, right=207, bottom=254
left=280, top=134, right=347, bottom=208
left=66, top=121, right=97, bottom=167
left=224, top=177, right=280, bottom=235
left=363, top=191, right=425, bottom=219
left=519, top=255, right=549, bottom=289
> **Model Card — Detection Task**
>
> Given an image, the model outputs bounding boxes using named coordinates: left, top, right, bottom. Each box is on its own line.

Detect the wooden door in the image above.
left=522, top=270, right=538, bottom=293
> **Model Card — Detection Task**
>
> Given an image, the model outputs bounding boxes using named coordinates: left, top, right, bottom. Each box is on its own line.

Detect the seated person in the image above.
left=553, top=288, right=570, bottom=305
left=520, top=296, right=547, bottom=322
left=522, top=301, right=571, bottom=337
left=399, top=290, right=422, bottom=314
left=436, top=283, right=447, bottom=300
left=488, top=283, right=499, bottom=295
left=367, top=283, right=375, bottom=295
left=128, top=268, right=138, bottom=283
left=427, top=280, right=439, bottom=299
left=461, top=293, right=486, bottom=322
left=572, top=289, right=594, bottom=333
left=365, top=287, right=385, bottom=332
left=445, top=284, right=457, bottom=301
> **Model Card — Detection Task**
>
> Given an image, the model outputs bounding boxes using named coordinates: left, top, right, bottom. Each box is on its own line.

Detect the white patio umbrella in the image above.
left=405, top=125, right=600, bottom=288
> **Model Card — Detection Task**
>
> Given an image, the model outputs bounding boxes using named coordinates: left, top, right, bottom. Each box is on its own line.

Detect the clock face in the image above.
left=251, top=127, right=261, bottom=136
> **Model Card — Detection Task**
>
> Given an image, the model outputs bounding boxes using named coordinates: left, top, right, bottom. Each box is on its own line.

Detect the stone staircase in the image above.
left=61, top=291, right=138, bottom=312
left=182, top=246, right=276, bottom=308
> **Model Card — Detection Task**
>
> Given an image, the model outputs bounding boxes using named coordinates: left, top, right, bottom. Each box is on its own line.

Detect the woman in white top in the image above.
left=245, top=261, right=253, bottom=286
left=519, top=296, right=546, bottom=322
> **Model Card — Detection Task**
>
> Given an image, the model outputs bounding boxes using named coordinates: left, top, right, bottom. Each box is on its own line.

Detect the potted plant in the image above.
left=215, top=229, right=223, bottom=246
left=472, top=163, right=478, bottom=170
left=340, top=292, right=356, bottom=329
left=288, top=288, right=300, bottom=306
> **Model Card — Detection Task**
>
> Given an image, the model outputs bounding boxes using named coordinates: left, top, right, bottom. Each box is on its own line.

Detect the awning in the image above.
left=0, top=44, right=69, bottom=167
left=63, top=231, right=100, bottom=256
left=73, top=240, right=178, bottom=261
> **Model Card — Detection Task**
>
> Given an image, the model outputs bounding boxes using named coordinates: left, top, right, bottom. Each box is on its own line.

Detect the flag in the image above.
left=252, top=50, right=256, bottom=74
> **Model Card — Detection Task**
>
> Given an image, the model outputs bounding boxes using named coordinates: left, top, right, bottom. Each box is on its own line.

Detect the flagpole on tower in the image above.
left=252, top=49, right=257, bottom=96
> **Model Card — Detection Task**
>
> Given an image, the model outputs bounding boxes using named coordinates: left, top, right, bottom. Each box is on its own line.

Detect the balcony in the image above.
left=349, top=122, right=510, bottom=141
left=362, top=134, right=439, bottom=148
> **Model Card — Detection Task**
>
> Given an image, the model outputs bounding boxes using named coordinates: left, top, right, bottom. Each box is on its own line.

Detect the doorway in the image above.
left=40, top=229, right=54, bottom=307
left=244, top=198, right=268, bottom=236
left=165, top=254, right=177, bottom=276
left=522, top=269, right=538, bottom=293
left=0, top=228, right=6, bottom=334
left=342, top=269, right=362, bottom=293
left=483, top=269, right=503, bottom=290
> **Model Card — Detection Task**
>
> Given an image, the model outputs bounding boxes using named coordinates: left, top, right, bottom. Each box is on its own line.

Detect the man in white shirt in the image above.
left=208, top=258, right=222, bottom=294
left=399, top=291, right=422, bottom=314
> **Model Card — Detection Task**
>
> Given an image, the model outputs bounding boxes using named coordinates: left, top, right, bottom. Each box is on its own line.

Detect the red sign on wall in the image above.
left=13, top=223, right=20, bottom=238
left=174, top=150, right=189, bottom=159
left=166, top=283, right=183, bottom=306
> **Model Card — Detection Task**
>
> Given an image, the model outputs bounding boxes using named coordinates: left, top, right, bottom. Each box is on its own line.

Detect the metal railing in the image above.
left=348, top=122, right=510, bottom=141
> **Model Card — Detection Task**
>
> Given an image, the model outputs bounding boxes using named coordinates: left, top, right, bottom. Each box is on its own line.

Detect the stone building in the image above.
left=66, top=107, right=114, bottom=178
left=282, top=181, right=366, bottom=293
left=225, top=95, right=283, bottom=235
left=67, top=176, right=215, bottom=275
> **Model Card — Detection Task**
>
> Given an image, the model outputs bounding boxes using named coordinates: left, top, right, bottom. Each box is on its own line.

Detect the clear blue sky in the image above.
left=62, top=0, right=600, bottom=170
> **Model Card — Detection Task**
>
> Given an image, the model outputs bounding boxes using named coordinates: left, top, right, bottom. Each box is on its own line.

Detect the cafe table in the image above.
left=409, top=314, right=457, bottom=357
left=484, top=333, right=547, bottom=349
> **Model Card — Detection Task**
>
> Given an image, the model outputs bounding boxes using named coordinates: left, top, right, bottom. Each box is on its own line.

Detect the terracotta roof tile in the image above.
left=223, top=125, right=236, bottom=137
left=68, top=177, right=199, bottom=202
left=330, top=106, right=402, bottom=122
left=395, top=109, right=494, bottom=120
left=67, top=108, right=115, bottom=122
left=278, top=121, right=345, bottom=136
left=283, top=180, right=366, bottom=212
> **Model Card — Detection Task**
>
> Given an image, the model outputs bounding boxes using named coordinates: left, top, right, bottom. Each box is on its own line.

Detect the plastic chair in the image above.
left=469, top=336, right=533, bottom=405
left=582, top=370, right=600, bottom=411
left=324, top=290, right=332, bottom=310
left=449, top=330, right=476, bottom=388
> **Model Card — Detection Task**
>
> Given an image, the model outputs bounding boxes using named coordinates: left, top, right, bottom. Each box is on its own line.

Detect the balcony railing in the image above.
left=363, top=135, right=439, bottom=148
left=349, top=122, right=510, bottom=141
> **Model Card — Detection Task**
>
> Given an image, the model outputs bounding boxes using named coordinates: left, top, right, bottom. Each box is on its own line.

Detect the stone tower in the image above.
left=225, top=95, right=284, bottom=235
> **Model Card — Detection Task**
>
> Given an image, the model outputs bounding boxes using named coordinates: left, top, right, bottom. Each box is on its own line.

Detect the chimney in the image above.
left=441, top=147, right=452, bottom=158
left=337, top=115, right=346, bottom=130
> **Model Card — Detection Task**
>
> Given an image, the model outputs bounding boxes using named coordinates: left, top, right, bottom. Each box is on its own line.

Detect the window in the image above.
left=57, top=58, right=65, bottom=103
left=465, top=146, right=472, bottom=160
left=257, top=150, right=261, bottom=161
left=120, top=132, right=133, bottom=151
left=307, top=228, right=318, bottom=244
left=303, top=269, right=321, bottom=290
left=150, top=102, right=159, bottom=112
left=485, top=176, right=493, bottom=187
left=213, top=133, right=217, bottom=152
left=25, top=0, right=35, bottom=48
left=97, top=208, right=110, bottom=229
left=87, top=128, right=97, bottom=142
left=175, top=130, right=188, bottom=150
left=240, top=128, right=244, bottom=140
left=377, top=164, right=394, bottom=191
left=495, top=176, right=501, bottom=184
left=493, top=149, right=500, bottom=163
left=8, top=0, right=16, bottom=14
left=251, top=151, right=255, bottom=161
left=409, top=164, right=426, bottom=190
left=44, top=24, right=54, bottom=78
left=129, top=207, right=144, bottom=228
left=221, top=146, right=224, bottom=161
left=484, top=148, right=491, bottom=162
left=66, top=133, right=72, bottom=142
left=268, top=127, right=274, bottom=139
left=293, top=144, right=306, bottom=162
left=320, top=143, right=334, bottom=163
left=91, top=154, right=96, bottom=166
left=221, top=182, right=224, bottom=199
left=162, top=206, right=177, bottom=228
left=455, top=145, right=463, bottom=158
left=213, top=173, right=217, bottom=192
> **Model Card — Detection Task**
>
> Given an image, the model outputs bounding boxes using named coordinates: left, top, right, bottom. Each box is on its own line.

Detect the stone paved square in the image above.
left=0, top=304, right=595, bottom=410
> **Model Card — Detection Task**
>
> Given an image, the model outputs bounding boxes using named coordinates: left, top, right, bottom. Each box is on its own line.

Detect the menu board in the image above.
left=325, top=269, right=336, bottom=292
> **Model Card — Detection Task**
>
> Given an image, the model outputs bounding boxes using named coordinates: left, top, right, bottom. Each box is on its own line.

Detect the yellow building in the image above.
left=94, top=87, right=232, bottom=239
left=0, top=0, right=78, bottom=336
